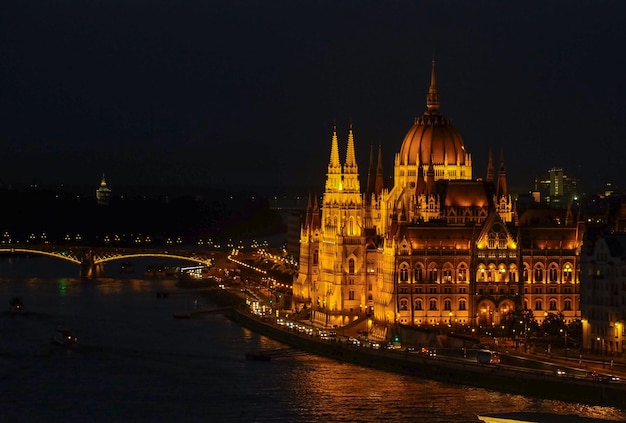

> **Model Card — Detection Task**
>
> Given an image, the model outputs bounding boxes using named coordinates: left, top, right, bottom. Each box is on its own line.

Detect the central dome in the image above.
left=398, top=63, right=471, bottom=179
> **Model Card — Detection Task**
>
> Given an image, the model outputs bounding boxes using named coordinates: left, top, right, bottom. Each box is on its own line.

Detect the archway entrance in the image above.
left=477, top=299, right=496, bottom=326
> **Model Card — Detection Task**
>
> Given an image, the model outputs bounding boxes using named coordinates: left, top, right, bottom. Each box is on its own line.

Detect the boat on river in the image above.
left=51, top=327, right=78, bottom=348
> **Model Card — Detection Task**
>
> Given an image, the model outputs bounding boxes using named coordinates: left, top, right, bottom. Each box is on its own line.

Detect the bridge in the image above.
left=0, top=244, right=215, bottom=278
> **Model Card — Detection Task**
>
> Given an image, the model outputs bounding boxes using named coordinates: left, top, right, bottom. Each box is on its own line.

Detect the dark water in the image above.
left=1, top=256, right=625, bottom=422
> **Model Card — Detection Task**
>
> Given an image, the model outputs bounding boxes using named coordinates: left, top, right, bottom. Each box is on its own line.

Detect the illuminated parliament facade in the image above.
left=293, top=64, right=583, bottom=340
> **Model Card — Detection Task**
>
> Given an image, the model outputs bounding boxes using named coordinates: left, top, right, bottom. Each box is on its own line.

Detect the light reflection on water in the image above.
left=0, top=257, right=625, bottom=422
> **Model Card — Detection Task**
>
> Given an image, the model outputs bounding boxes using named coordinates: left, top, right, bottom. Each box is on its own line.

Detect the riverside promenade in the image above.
left=194, top=253, right=626, bottom=409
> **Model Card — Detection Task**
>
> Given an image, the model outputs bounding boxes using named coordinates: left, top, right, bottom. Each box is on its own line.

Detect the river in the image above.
left=1, top=256, right=624, bottom=422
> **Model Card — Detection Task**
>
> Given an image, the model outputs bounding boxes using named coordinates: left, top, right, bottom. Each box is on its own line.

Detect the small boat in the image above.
left=120, top=262, right=134, bottom=273
left=245, top=351, right=271, bottom=361
left=52, top=327, right=78, bottom=348
left=9, top=297, right=24, bottom=314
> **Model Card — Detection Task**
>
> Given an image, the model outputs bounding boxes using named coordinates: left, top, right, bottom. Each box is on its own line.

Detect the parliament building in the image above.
left=293, top=63, right=583, bottom=340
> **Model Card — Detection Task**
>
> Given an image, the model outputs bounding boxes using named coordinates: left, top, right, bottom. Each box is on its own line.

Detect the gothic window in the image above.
left=348, top=258, right=355, bottom=274
left=498, top=265, right=506, bottom=282
left=348, top=217, right=354, bottom=235
left=548, top=263, right=558, bottom=282
left=428, top=267, right=438, bottom=282
left=415, top=299, right=423, bottom=310
left=399, top=298, right=408, bottom=311
left=459, top=299, right=466, bottom=310
left=478, top=266, right=486, bottom=282
left=563, top=264, right=572, bottom=282
left=444, top=299, right=451, bottom=311
left=509, top=265, right=517, bottom=283
left=549, top=299, right=557, bottom=311
left=523, top=265, right=529, bottom=282
left=313, top=249, right=319, bottom=265
left=458, top=264, right=467, bottom=282
left=399, top=263, right=409, bottom=282
left=535, top=300, right=542, bottom=311
left=414, top=265, right=423, bottom=281
left=348, top=290, right=355, bottom=300
left=534, top=266, right=544, bottom=282
left=443, top=268, right=452, bottom=282
left=498, top=234, right=506, bottom=249
left=564, top=299, right=572, bottom=311
left=488, top=233, right=496, bottom=249
left=429, top=299, right=437, bottom=310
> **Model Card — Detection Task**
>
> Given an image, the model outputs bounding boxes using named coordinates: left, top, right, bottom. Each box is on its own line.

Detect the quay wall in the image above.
left=227, top=308, right=626, bottom=409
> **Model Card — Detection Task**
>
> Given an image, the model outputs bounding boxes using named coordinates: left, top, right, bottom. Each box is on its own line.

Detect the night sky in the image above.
left=2, top=1, right=625, bottom=195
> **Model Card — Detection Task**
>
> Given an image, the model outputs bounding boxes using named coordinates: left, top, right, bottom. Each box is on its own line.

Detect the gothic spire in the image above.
left=496, top=149, right=507, bottom=197
left=486, top=148, right=495, bottom=183
left=426, top=60, right=440, bottom=113
left=375, top=144, right=385, bottom=196
left=344, top=123, right=358, bottom=174
left=328, top=125, right=341, bottom=174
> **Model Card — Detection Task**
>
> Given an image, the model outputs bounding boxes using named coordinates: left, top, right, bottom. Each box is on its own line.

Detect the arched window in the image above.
left=458, top=264, right=467, bottom=282
left=549, top=299, right=557, bottom=310
left=414, top=265, right=423, bottom=282
left=313, top=250, right=319, bottom=265
left=399, top=298, right=408, bottom=311
left=458, top=299, right=466, bottom=311
left=399, top=264, right=409, bottom=282
left=534, top=266, right=543, bottom=282
left=508, top=265, right=517, bottom=283
left=523, top=265, right=529, bottom=282
left=535, top=299, right=542, bottom=311
left=348, top=258, right=355, bottom=274
left=444, top=299, right=451, bottom=311
left=564, top=299, right=572, bottom=311
left=428, top=267, right=438, bottom=282
left=443, top=267, right=453, bottom=282
left=429, top=299, right=437, bottom=310
left=548, top=263, right=558, bottom=282
left=563, top=264, right=572, bottom=282
left=488, top=233, right=496, bottom=249
left=415, top=299, right=423, bottom=311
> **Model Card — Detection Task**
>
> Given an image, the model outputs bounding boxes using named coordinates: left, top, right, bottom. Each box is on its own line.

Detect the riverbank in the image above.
left=227, top=307, right=626, bottom=409
left=184, top=277, right=626, bottom=409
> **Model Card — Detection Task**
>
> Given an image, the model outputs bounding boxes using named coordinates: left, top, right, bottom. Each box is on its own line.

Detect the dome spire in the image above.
left=426, top=60, right=440, bottom=113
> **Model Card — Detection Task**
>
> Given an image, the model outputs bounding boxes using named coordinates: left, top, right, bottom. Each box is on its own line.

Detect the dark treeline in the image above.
left=0, top=187, right=286, bottom=246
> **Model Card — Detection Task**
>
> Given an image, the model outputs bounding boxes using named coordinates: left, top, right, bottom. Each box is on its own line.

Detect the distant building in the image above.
left=293, top=63, right=583, bottom=340
left=533, top=167, right=578, bottom=207
left=96, top=174, right=112, bottom=206
left=580, top=233, right=626, bottom=355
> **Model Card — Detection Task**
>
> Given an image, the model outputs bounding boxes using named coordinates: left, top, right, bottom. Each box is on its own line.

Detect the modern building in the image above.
left=533, top=167, right=578, bottom=207
left=293, top=63, right=584, bottom=340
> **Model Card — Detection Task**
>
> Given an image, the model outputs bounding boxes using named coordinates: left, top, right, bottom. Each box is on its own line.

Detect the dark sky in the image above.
left=2, top=1, right=625, bottom=195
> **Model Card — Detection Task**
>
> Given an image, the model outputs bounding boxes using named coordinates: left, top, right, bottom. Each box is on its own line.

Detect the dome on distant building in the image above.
left=397, top=62, right=471, bottom=180
left=96, top=174, right=111, bottom=206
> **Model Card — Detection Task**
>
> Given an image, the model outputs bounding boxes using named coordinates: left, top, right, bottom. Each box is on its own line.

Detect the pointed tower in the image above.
left=486, top=148, right=495, bottom=184
left=495, top=149, right=512, bottom=222
left=375, top=145, right=385, bottom=196
left=496, top=149, right=507, bottom=198
left=426, top=60, right=440, bottom=114
left=325, top=125, right=342, bottom=193
left=366, top=144, right=377, bottom=196
left=343, top=123, right=360, bottom=193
